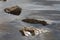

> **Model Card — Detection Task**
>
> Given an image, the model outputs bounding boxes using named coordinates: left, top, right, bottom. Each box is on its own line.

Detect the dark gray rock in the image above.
left=22, top=19, right=48, bottom=26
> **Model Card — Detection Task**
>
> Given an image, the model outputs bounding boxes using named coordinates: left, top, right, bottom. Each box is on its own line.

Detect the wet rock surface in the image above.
left=22, top=19, right=48, bottom=26
left=4, top=6, right=22, bottom=15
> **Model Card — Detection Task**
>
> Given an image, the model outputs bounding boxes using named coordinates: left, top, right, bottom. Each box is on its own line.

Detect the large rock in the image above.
left=19, top=27, right=50, bottom=36
left=4, top=6, right=22, bottom=15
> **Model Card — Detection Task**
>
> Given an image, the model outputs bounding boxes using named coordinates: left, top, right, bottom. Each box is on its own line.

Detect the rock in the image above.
left=19, top=27, right=35, bottom=36
left=4, top=6, right=22, bottom=15
left=19, top=27, right=50, bottom=36
left=22, top=19, right=48, bottom=26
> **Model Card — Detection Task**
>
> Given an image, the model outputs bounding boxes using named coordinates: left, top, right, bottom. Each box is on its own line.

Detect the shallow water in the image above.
left=0, top=0, right=60, bottom=40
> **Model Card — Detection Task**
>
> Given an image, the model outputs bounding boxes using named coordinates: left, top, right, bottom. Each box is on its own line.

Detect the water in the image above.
left=0, top=0, right=60, bottom=40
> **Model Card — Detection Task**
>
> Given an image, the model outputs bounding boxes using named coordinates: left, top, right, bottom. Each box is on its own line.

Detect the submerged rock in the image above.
left=4, top=6, right=22, bottom=15
left=22, top=19, right=48, bottom=26
left=19, top=27, right=50, bottom=36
